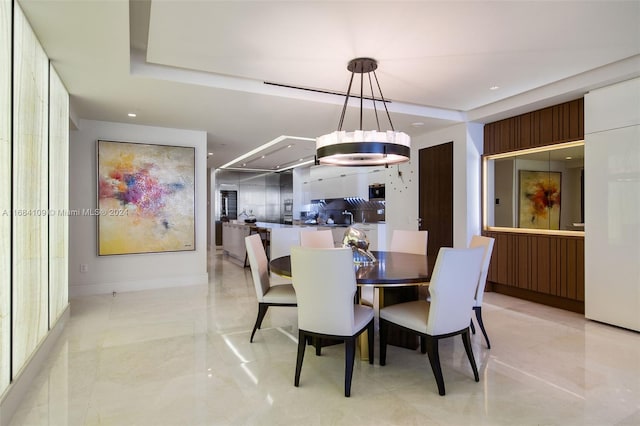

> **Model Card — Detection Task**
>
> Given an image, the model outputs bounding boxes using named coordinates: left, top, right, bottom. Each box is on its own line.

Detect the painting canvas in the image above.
left=518, top=170, right=561, bottom=230
left=97, top=140, right=195, bottom=255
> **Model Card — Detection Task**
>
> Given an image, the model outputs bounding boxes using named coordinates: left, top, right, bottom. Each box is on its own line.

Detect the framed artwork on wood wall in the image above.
left=518, top=170, right=561, bottom=230
left=97, top=140, right=195, bottom=255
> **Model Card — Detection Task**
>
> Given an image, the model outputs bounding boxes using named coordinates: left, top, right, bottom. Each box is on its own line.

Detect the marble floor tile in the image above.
left=7, top=249, right=640, bottom=425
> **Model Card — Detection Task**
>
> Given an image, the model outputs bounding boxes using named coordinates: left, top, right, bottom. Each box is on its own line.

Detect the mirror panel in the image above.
left=484, top=141, right=584, bottom=233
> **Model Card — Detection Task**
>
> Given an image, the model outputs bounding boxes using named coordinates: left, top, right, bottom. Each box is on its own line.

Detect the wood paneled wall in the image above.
left=484, top=98, right=584, bottom=155
left=483, top=231, right=584, bottom=312
left=483, top=98, right=585, bottom=313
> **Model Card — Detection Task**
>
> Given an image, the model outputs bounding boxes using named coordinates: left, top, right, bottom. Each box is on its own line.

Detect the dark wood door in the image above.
left=419, top=142, right=453, bottom=271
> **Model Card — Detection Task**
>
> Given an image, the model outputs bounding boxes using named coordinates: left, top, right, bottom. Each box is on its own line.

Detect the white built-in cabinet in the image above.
left=584, top=77, right=640, bottom=332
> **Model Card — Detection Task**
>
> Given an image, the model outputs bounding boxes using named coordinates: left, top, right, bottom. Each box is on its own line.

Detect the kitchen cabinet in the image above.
left=222, top=222, right=251, bottom=263
left=307, top=165, right=386, bottom=200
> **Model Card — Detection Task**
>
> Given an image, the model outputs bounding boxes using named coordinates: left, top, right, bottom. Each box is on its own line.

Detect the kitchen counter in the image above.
left=222, top=222, right=312, bottom=265
left=222, top=221, right=387, bottom=265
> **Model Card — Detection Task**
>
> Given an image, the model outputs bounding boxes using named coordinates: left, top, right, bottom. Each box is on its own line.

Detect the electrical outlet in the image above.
left=80, top=264, right=88, bottom=273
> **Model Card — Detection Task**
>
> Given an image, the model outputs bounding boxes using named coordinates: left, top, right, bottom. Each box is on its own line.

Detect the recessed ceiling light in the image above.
left=127, top=113, right=137, bottom=117
left=208, top=152, right=213, bottom=156
left=411, top=122, right=424, bottom=127
left=287, top=145, right=292, bottom=148
left=565, top=156, right=572, bottom=160
left=489, top=86, right=500, bottom=91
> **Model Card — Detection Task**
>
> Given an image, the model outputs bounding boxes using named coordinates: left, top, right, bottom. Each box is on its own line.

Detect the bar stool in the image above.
left=245, top=226, right=270, bottom=267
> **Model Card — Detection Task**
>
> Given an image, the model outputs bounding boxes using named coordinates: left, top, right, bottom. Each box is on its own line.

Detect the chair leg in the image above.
left=367, top=320, right=374, bottom=365
left=469, top=318, right=476, bottom=334
left=462, top=329, right=480, bottom=382
left=294, top=330, right=307, bottom=387
left=344, top=338, right=356, bottom=397
left=315, top=337, right=322, bottom=356
left=379, top=319, right=388, bottom=366
left=425, top=337, right=445, bottom=396
left=420, top=336, right=427, bottom=354
left=250, top=304, right=269, bottom=342
left=473, top=306, right=491, bottom=349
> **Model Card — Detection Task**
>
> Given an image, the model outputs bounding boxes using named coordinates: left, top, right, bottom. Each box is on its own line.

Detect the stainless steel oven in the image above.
left=368, top=184, right=385, bottom=201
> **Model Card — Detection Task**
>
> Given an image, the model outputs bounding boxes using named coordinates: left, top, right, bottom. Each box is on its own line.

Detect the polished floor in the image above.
left=8, top=249, right=640, bottom=425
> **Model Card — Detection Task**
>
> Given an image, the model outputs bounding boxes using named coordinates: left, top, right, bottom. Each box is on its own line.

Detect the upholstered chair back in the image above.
left=245, top=233, right=270, bottom=302
left=290, top=246, right=356, bottom=336
left=299, top=229, right=334, bottom=248
left=468, top=235, right=495, bottom=307
left=426, top=247, right=485, bottom=336
left=390, top=230, right=428, bottom=255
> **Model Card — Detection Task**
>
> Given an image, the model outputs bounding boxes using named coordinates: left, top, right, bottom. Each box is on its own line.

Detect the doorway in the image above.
left=418, top=142, right=453, bottom=271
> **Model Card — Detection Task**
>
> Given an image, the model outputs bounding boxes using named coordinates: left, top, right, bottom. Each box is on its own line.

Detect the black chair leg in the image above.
left=379, top=319, right=388, bottom=365
left=250, top=304, right=269, bottom=342
left=473, top=306, right=491, bottom=349
left=420, top=336, right=427, bottom=354
left=294, top=330, right=306, bottom=387
left=462, top=329, right=480, bottom=382
left=469, top=318, right=476, bottom=334
left=425, top=337, right=445, bottom=396
left=344, top=338, right=356, bottom=397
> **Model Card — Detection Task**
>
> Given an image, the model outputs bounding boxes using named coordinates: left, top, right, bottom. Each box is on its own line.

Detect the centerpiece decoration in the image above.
left=342, top=226, right=377, bottom=264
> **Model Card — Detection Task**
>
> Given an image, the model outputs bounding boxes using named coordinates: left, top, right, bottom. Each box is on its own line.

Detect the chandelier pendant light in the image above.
left=316, top=57, right=410, bottom=167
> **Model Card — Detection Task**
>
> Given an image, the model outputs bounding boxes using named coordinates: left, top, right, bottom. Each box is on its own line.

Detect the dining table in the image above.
left=270, top=250, right=431, bottom=359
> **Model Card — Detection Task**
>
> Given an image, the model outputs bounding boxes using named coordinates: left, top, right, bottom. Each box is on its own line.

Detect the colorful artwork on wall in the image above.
left=518, top=170, right=561, bottom=230
left=97, top=140, right=195, bottom=255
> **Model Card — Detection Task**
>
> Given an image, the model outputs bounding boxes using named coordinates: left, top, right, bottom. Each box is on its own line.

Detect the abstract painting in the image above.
left=97, top=140, right=195, bottom=255
left=519, top=170, right=561, bottom=230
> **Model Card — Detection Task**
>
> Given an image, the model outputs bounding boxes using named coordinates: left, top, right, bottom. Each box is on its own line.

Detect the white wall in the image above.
left=68, top=119, right=208, bottom=296
left=584, top=77, right=640, bottom=331
left=385, top=122, right=483, bottom=250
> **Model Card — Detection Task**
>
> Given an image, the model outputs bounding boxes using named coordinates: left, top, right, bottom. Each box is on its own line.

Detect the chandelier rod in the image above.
left=372, top=70, right=395, bottom=132
left=337, top=70, right=356, bottom=131
left=359, top=69, right=364, bottom=129
left=368, top=71, right=381, bottom=131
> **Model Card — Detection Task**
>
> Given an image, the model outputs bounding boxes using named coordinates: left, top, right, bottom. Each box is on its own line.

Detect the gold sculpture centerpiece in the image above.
left=342, top=226, right=377, bottom=264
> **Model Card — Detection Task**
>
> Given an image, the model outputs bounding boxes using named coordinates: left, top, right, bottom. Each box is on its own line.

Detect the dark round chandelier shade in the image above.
left=316, top=57, right=411, bottom=167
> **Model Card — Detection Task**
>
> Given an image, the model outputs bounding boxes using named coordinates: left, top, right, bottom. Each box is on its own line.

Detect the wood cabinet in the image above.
left=483, top=231, right=584, bottom=313
left=484, top=98, right=584, bottom=155
left=483, top=98, right=585, bottom=313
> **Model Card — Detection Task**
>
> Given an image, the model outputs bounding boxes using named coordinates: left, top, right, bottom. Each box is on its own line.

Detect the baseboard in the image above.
left=69, top=273, right=209, bottom=297
left=490, top=282, right=585, bottom=314
left=0, top=305, right=70, bottom=426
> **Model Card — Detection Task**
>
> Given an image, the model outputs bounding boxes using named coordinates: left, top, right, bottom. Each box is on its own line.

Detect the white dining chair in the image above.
left=379, top=246, right=485, bottom=396
left=290, top=246, right=374, bottom=397
left=269, top=227, right=303, bottom=261
left=245, top=234, right=297, bottom=343
left=361, top=229, right=428, bottom=307
left=390, top=229, right=428, bottom=255
left=299, top=229, right=334, bottom=248
left=468, top=235, right=495, bottom=349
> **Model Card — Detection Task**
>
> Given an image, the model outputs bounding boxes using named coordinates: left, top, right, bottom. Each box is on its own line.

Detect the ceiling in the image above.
left=17, top=0, right=640, bottom=172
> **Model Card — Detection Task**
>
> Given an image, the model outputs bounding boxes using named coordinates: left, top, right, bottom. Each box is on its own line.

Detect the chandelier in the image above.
left=316, top=57, right=410, bottom=167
